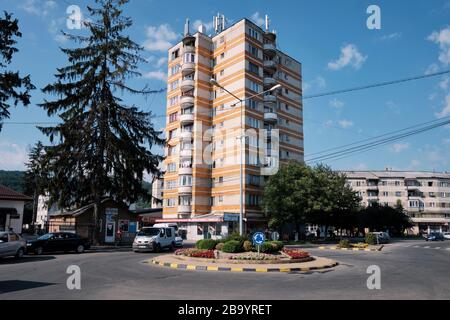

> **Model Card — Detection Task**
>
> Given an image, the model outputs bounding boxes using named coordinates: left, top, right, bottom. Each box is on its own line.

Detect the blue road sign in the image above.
left=252, top=232, right=265, bottom=245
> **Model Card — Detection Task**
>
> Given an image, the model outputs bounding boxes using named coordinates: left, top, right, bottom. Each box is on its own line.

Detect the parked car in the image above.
left=153, top=223, right=183, bottom=248
left=0, top=231, right=27, bottom=259
left=27, top=232, right=90, bottom=255
left=133, top=227, right=176, bottom=252
left=372, top=232, right=390, bottom=244
left=442, top=232, right=450, bottom=240
left=425, top=232, right=445, bottom=241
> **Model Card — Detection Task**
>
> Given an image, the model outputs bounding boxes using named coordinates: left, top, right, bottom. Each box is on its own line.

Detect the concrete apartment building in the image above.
left=344, top=170, right=450, bottom=235
left=157, top=14, right=304, bottom=240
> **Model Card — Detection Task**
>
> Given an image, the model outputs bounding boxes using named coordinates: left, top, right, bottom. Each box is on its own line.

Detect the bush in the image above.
left=222, top=240, right=242, bottom=253
left=220, top=232, right=249, bottom=244
left=365, top=233, right=377, bottom=245
left=270, top=241, right=284, bottom=251
left=196, top=239, right=218, bottom=250
left=259, top=242, right=277, bottom=253
left=243, top=240, right=254, bottom=252
left=215, top=242, right=224, bottom=251
left=339, top=239, right=350, bottom=248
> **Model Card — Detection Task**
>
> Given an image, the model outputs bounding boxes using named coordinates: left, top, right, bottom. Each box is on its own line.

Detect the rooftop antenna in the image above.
left=265, top=14, right=270, bottom=32
left=184, top=18, right=190, bottom=37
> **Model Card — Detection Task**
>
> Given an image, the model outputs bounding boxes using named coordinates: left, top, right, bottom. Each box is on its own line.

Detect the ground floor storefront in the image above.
left=408, top=217, right=450, bottom=235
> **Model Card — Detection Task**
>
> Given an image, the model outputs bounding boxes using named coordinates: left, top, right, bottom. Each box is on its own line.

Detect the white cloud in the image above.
left=143, top=24, right=178, bottom=52
left=19, top=0, right=57, bottom=16
left=391, top=143, right=410, bottom=153
left=439, top=76, right=449, bottom=90
left=428, top=26, right=450, bottom=66
left=328, top=44, right=367, bottom=70
left=250, top=12, right=265, bottom=27
left=303, top=75, right=326, bottom=93
left=0, top=141, right=28, bottom=170
left=192, top=19, right=214, bottom=33
left=386, top=100, right=400, bottom=114
left=380, top=32, right=402, bottom=41
left=409, top=159, right=421, bottom=169
left=143, top=70, right=167, bottom=81
left=425, top=63, right=439, bottom=75
left=48, top=18, right=69, bottom=43
left=146, top=56, right=168, bottom=68
left=442, top=138, right=450, bottom=145
left=436, top=93, right=450, bottom=118
left=338, top=119, right=354, bottom=128
left=354, top=163, right=368, bottom=170
left=329, top=98, right=344, bottom=109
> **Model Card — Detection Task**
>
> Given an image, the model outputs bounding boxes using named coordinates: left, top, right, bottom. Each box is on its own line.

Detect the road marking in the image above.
left=435, top=247, right=441, bottom=250
left=446, top=248, right=450, bottom=250
left=424, top=246, right=430, bottom=249
left=413, top=246, right=420, bottom=248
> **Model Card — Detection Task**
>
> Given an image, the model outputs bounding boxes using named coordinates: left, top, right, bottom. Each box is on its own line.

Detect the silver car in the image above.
left=0, top=231, right=27, bottom=258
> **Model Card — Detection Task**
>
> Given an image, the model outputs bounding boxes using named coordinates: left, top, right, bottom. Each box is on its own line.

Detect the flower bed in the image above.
left=351, top=243, right=369, bottom=249
left=229, top=252, right=280, bottom=261
left=282, top=248, right=310, bottom=259
left=175, top=248, right=215, bottom=259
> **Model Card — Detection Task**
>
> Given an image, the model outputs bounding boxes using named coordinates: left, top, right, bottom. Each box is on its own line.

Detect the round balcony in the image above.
left=263, top=77, right=277, bottom=88
left=178, top=185, right=193, bottom=194
left=263, top=60, right=277, bottom=73
left=179, top=166, right=193, bottom=175
left=263, top=94, right=277, bottom=105
left=264, top=112, right=278, bottom=123
left=181, top=62, right=195, bottom=76
left=178, top=205, right=192, bottom=214
left=180, top=149, right=193, bottom=158
left=180, top=95, right=194, bottom=108
left=180, top=79, right=195, bottom=92
left=180, top=130, right=193, bottom=141
left=264, top=31, right=277, bottom=43
left=263, top=43, right=277, bottom=57
left=183, top=45, right=195, bottom=54
left=180, top=113, right=194, bottom=124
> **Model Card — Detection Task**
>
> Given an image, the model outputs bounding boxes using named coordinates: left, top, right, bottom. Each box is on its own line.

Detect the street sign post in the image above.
left=252, top=232, right=265, bottom=257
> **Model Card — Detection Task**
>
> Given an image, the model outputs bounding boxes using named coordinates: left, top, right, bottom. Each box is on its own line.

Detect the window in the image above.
left=409, top=200, right=420, bottom=208
left=248, top=99, right=259, bottom=110
left=220, top=36, right=225, bottom=44
left=169, top=80, right=179, bottom=91
left=249, top=44, right=259, bottom=57
left=170, top=64, right=180, bottom=75
left=169, top=112, right=178, bottom=123
left=166, top=198, right=176, bottom=207
left=220, top=69, right=225, bottom=76
left=167, top=146, right=177, bottom=156
left=395, top=181, right=401, bottom=186
left=167, top=163, right=176, bottom=172
left=166, top=228, right=172, bottom=237
left=168, top=129, right=177, bottom=140
left=247, top=194, right=261, bottom=206
left=183, top=53, right=195, bottom=63
left=248, top=175, right=260, bottom=186
left=395, top=191, right=402, bottom=197
left=220, top=52, right=225, bottom=59
left=171, top=49, right=180, bottom=60
left=212, top=58, right=217, bottom=67
left=169, top=96, right=179, bottom=106
left=356, top=181, right=361, bottom=187
left=248, top=61, right=259, bottom=74
left=246, top=117, right=261, bottom=128
left=179, top=175, right=192, bottom=186
left=248, top=27, right=260, bottom=40
left=179, top=196, right=192, bottom=206
left=166, top=180, right=177, bottom=190
left=219, top=196, right=224, bottom=203
left=382, top=191, right=389, bottom=197
left=249, top=80, right=261, bottom=93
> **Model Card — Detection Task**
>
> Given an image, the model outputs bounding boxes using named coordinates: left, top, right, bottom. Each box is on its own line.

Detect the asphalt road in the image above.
left=1, top=239, right=450, bottom=300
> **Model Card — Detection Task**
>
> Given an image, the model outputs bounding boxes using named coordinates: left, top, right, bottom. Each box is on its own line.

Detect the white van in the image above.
left=153, top=223, right=183, bottom=247
left=133, top=227, right=176, bottom=252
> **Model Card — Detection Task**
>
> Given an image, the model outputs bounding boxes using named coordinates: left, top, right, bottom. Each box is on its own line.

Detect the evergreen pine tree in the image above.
left=39, top=0, right=164, bottom=243
left=0, top=11, right=35, bottom=131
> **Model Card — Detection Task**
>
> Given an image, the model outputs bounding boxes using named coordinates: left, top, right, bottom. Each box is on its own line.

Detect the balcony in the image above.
left=178, top=205, right=192, bottom=214
left=179, top=166, right=193, bottom=175
left=180, top=113, right=194, bottom=124
left=180, top=149, right=193, bottom=158
left=263, top=77, right=277, bottom=88
left=178, top=185, right=193, bottom=194
left=180, top=95, right=194, bottom=108
left=263, top=43, right=277, bottom=57
left=183, top=45, right=195, bottom=54
left=180, top=79, right=195, bottom=92
left=181, top=62, right=195, bottom=75
left=264, top=112, right=278, bottom=123
left=263, top=94, right=277, bottom=105
left=180, top=130, right=193, bottom=141
left=264, top=31, right=277, bottom=43
left=263, top=60, right=277, bottom=72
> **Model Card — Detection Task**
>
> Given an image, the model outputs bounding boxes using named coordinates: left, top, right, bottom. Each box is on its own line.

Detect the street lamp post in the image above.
left=210, top=79, right=281, bottom=236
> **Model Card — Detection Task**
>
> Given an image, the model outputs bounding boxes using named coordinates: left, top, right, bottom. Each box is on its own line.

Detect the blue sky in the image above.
left=0, top=0, right=449, bottom=174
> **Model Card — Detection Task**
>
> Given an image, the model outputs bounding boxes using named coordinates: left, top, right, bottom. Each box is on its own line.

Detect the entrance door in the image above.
left=105, top=222, right=115, bottom=243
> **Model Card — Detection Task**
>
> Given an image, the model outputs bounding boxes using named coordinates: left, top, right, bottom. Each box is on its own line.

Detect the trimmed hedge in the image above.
left=196, top=239, right=218, bottom=250
left=365, top=233, right=377, bottom=245
left=215, top=242, right=224, bottom=251
left=339, top=239, right=350, bottom=248
left=243, top=240, right=254, bottom=252
left=222, top=240, right=242, bottom=253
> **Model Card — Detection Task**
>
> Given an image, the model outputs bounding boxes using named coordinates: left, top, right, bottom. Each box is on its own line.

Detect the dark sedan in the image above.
left=425, top=232, right=445, bottom=241
left=27, top=232, right=90, bottom=255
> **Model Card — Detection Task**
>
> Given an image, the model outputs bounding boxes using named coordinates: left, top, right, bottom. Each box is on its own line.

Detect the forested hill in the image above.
left=0, top=170, right=26, bottom=193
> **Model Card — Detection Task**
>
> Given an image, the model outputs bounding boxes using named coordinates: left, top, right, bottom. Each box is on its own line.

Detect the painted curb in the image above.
left=149, top=259, right=339, bottom=273
left=317, top=246, right=381, bottom=252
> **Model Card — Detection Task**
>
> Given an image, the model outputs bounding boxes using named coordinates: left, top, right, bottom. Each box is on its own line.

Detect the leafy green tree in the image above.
left=0, top=11, right=35, bottom=131
left=38, top=0, right=164, bottom=243
left=359, top=202, right=412, bottom=236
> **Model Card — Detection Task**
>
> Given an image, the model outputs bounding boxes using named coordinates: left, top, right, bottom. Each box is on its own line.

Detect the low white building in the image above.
left=0, top=185, right=32, bottom=233
left=343, top=170, right=450, bottom=235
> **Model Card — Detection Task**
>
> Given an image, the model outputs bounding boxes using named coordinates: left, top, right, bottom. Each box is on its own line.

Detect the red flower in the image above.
left=282, top=248, right=310, bottom=259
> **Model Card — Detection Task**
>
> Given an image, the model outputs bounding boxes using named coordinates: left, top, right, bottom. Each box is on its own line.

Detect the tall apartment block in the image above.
left=344, top=170, right=450, bottom=235
left=156, top=15, right=304, bottom=240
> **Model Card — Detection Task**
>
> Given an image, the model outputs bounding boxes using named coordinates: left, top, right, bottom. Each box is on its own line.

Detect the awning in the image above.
left=155, top=217, right=224, bottom=223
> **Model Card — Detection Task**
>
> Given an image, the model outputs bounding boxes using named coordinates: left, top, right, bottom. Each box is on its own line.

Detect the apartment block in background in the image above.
left=157, top=14, right=304, bottom=240
left=344, top=170, right=450, bottom=235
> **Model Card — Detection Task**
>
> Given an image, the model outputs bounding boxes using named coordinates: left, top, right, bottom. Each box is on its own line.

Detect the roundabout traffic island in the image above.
left=148, top=245, right=338, bottom=273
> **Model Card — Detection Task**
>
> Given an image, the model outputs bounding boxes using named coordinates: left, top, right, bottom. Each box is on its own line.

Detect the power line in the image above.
left=306, top=116, right=450, bottom=164
left=303, top=69, right=450, bottom=100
